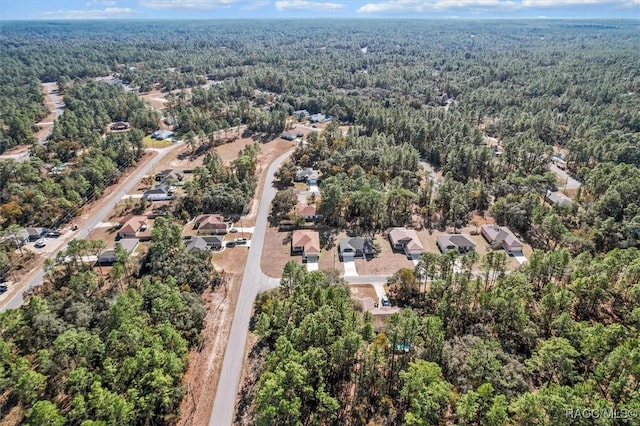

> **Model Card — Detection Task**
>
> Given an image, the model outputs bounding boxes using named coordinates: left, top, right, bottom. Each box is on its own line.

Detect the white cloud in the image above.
left=139, top=0, right=240, bottom=8
left=357, top=0, right=635, bottom=12
left=275, top=0, right=346, bottom=11
left=242, top=0, right=271, bottom=9
left=523, top=0, right=619, bottom=5
left=41, top=7, right=135, bottom=19
left=357, top=0, right=433, bottom=12
left=85, top=0, right=118, bottom=6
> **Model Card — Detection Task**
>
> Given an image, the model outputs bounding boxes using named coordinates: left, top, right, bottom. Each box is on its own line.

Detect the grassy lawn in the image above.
left=143, top=135, right=173, bottom=148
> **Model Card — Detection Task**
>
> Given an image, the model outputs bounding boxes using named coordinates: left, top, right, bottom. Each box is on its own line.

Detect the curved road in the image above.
left=0, top=142, right=183, bottom=311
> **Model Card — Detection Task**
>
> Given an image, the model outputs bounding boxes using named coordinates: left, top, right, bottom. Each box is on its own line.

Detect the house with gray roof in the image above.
left=185, top=235, right=224, bottom=251
left=152, top=129, right=174, bottom=140
left=339, top=237, right=375, bottom=260
left=295, top=168, right=319, bottom=185
left=436, top=234, right=476, bottom=254
left=98, top=238, right=139, bottom=265
left=546, top=190, right=573, bottom=208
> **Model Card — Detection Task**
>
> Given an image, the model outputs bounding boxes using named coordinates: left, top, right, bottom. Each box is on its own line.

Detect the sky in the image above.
left=1, top=0, right=638, bottom=20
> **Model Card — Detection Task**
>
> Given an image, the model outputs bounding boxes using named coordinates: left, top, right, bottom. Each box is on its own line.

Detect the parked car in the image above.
left=71, top=224, right=78, bottom=231
left=381, top=296, right=391, bottom=307
left=0, top=282, right=8, bottom=293
left=34, top=239, right=46, bottom=248
left=226, top=241, right=236, bottom=248
left=46, top=230, right=62, bottom=238
left=229, top=228, right=238, bottom=233
left=235, top=238, right=247, bottom=245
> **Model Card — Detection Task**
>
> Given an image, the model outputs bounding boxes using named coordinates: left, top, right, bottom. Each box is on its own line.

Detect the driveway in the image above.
left=308, top=183, right=319, bottom=193
left=549, top=164, right=581, bottom=191
left=121, top=194, right=144, bottom=200
left=306, top=261, right=319, bottom=272
left=512, top=251, right=528, bottom=265
left=342, top=256, right=358, bottom=277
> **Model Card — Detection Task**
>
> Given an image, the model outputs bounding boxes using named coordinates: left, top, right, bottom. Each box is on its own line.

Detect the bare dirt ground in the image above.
left=354, top=233, right=415, bottom=276
left=139, top=89, right=168, bottom=111
left=260, top=226, right=294, bottom=277
left=176, top=238, right=248, bottom=426
left=350, top=283, right=378, bottom=300
left=260, top=225, right=341, bottom=277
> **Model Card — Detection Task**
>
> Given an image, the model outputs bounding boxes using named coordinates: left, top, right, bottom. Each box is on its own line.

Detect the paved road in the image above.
left=0, top=142, right=183, bottom=311
left=209, top=149, right=294, bottom=426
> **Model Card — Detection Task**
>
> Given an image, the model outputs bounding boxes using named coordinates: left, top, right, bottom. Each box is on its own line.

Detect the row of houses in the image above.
left=290, top=224, right=525, bottom=264
left=117, top=214, right=230, bottom=240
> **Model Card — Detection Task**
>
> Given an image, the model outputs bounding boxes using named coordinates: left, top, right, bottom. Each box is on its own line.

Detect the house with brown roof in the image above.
left=436, top=234, right=476, bottom=254
left=388, top=228, right=424, bottom=258
left=117, top=216, right=148, bottom=239
left=481, top=224, right=524, bottom=254
left=291, top=230, right=320, bottom=262
left=296, top=203, right=322, bottom=222
left=194, top=214, right=228, bottom=235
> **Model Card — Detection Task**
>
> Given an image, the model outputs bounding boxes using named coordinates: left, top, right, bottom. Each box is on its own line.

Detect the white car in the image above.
left=34, top=239, right=46, bottom=248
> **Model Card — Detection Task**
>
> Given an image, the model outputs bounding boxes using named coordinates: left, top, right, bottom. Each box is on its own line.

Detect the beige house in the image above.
left=194, top=214, right=228, bottom=235
left=481, top=224, right=524, bottom=254
left=291, top=230, right=320, bottom=262
left=117, top=216, right=148, bottom=239
left=388, top=228, right=424, bottom=258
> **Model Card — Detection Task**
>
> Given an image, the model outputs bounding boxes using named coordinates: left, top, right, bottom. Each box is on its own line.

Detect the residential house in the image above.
left=309, top=113, right=333, bottom=123
left=110, top=121, right=130, bottom=131
left=143, top=184, right=173, bottom=201
left=293, top=110, right=309, bottom=120
left=117, top=216, right=147, bottom=239
left=194, top=214, right=228, bottom=235
left=152, top=129, right=174, bottom=140
left=339, top=237, right=375, bottom=260
left=98, top=238, right=139, bottom=265
left=295, top=168, right=319, bottom=184
left=546, top=190, right=573, bottom=208
left=436, top=234, right=476, bottom=253
left=155, top=169, right=184, bottom=183
left=0, top=228, right=29, bottom=247
left=388, top=228, right=424, bottom=258
left=26, top=227, right=48, bottom=242
left=296, top=203, right=322, bottom=222
left=291, top=230, right=320, bottom=262
left=481, top=224, right=524, bottom=254
left=185, top=235, right=224, bottom=251
left=281, top=130, right=303, bottom=141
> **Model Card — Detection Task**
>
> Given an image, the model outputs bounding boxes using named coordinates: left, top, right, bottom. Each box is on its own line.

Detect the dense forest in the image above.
left=0, top=217, right=223, bottom=424
left=0, top=19, right=639, bottom=425
left=247, top=253, right=640, bottom=425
